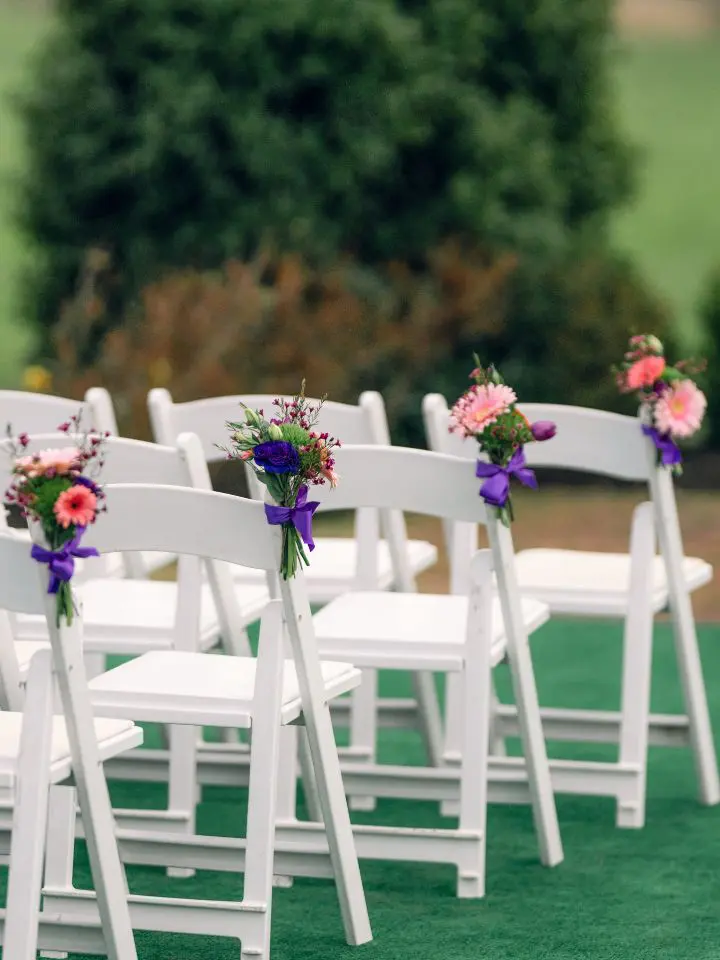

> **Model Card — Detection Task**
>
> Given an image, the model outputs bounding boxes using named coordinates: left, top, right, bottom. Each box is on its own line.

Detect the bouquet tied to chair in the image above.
left=613, top=334, right=707, bottom=475
left=225, top=383, right=340, bottom=579
left=3, top=415, right=108, bottom=625
left=450, top=358, right=556, bottom=526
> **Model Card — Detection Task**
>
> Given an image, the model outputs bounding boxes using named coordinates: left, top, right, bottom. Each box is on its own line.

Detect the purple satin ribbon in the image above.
left=642, top=425, right=682, bottom=467
left=30, top=527, right=99, bottom=594
left=475, top=446, right=538, bottom=508
left=264, top=484, right=320, bottom=550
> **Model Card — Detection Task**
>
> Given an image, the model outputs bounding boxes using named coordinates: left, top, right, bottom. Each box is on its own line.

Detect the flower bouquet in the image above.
left=3, top=415, right=107, bottom=625
left=225, top=383, right=340, bottom=579
left=449, top=359, right=556, bottom=526
left=613, top=334, right=707, bottom=475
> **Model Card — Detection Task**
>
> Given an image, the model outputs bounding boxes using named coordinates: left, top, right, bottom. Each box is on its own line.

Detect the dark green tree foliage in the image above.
left=18, top=0, right=633, bottom=337
left=698, top=268, right=720, bottom=449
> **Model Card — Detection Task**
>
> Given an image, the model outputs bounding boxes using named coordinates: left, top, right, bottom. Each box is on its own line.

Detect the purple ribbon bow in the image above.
left=30, top=527, right=99, bottom=594
left=642, top=425, right=682, bottom=467
left=264, top=484, right=320, bottom=550
left=475, top=447, right=538, bottom=508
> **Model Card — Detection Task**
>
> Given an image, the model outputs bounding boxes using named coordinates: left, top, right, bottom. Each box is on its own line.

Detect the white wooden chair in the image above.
left=26, top=483, right=371, bottom=959
left=299, top=444, right=563, bottom=889
left=0, top=432, right=268, bottom=857
left=423, top=395, right=719, bottom=827
left=0, top=386, right=172, bottom=583
left=148, top=388, right=441, bottom=811
left=0, top=533, right=143, bottom=960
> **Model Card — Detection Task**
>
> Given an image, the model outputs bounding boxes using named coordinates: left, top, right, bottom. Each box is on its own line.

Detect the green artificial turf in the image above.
left=7, top=618, right=718, bottom=959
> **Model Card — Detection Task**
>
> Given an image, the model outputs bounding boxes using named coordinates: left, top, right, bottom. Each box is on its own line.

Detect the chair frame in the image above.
left=423, top=395, right=719, bottom=826
left=3, top=485, right=372, bottom=958
left=148, top=388, right=442, bottom=811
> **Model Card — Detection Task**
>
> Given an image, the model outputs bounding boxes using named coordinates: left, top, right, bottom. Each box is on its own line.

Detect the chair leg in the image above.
left=166, top=723, right=198, bottom=879
left=301, top=701, right=372, bottom=946
left=348, top=669, right=377, bottom=812
left=40, top=785, right=77, bottom=960
left=412, top=670, right=444, bottom=768
left=442, top=674, right=505, bottom=818
left=298, top=727, right=323, bottom=823
left=456, top=654, right=490, bottom=899
left=669, top=593, right=720, bottom=807
left=616, top=577, right=655, bottom=827
left=241, top=602, right=287, bottom=960
left=276, top=725, right=299, bottom=822
left=5, top=655, right=54, bottom=960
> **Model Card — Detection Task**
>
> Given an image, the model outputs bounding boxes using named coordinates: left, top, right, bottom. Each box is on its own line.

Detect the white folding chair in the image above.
left=0, top=433, right=267, bottom=857
left=423, top=395, right=719, bottom=827
left=148, top=388, right=441, bottom=811
left=299, top=444, right=563, bottom=890
left=0, top=535, right=143, bottom=960
left=27, top=483, right=371, bottom=959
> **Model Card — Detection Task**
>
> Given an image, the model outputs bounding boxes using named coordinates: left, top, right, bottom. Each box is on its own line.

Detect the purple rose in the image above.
left=531, top=420, right=557, bottom=442
left=73, top=474, right=101, bottom=495
left=253, top=440, right=300, bottom=474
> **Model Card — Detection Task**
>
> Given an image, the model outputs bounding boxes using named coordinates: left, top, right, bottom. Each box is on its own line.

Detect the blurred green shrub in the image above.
left=698, top=267, right=720, bottom=450
left=18, top=0, right=633, bottom=347
left=38, top=243, right=670, bottom=446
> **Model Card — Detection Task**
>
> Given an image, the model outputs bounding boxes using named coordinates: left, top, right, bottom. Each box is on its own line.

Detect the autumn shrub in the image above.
left=40, top=242, right=672, bottom=447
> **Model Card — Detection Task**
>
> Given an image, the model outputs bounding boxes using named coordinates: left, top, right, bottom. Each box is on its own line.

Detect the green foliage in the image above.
left=698, top=267, right=720, bottom=449
left=18, top=0, right=634, bottom=343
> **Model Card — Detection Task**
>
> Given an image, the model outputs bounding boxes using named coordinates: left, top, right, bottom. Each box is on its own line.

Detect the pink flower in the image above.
left=16, top=447, right=81, bottom=478
left=654, top=379, right=707, bottom=439
left=53, top=484, right=98, bottom=528
left=625, top=356, right=666, bottom=391
left=449, top=383, right=517, bottom=437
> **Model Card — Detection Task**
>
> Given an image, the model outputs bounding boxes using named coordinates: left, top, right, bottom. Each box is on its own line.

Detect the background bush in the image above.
left=698, top=267, right=720, bottom=450
left=43, top=244, right=671, bottom=446
left=18, top=0, right=633, bottom=350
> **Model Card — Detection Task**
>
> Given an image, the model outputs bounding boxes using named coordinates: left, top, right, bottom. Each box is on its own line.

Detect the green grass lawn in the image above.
left=0, top=14, right=718, bottom=383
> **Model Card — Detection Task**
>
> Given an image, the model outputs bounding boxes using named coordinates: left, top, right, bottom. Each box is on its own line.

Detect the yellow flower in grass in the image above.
left=22, top=365, right=53, bottom=392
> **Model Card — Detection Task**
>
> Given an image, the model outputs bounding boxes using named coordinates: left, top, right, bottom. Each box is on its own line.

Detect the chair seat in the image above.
left=514, top=548, right=714, bottom=617
left=14, top=579, right=270, bottom=654
left=88, top=651, right=362, bottom=727
left=0, top=714, right=142, bottom=782
left=229, top=537, right=438, bottom=601
left=311, top=592, right=550, bottom=670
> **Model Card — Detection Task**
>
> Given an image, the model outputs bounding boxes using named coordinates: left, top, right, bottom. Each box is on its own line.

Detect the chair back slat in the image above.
left=82, top=483, right=279, bottom=572
left=423, top=394, right=650, bottom=482
left=310, top=446, right=488, bottom=525
left=0, top=388, right=116, bottom=436
left=148, top=389, right=383, bottom=462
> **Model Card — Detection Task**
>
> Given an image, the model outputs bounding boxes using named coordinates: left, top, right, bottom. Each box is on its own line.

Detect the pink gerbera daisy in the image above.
left=654, top=379, right=707, bottom=439
left=53, top=484, right=98, bottom=528
left=450, top=383, right=517, bottom=437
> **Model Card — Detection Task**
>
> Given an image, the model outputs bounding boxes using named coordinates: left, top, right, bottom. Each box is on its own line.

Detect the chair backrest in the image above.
left=0, top=387, right=118, bottom=436
left=0, top=433, right=253, bottom=656
left=422, top=393, right=698, bottom=596
left=422, top=394, right=650, bottom=482
left=298, top=444, right=532, bottom=662
left=147, top=388, right=410, bottom=589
